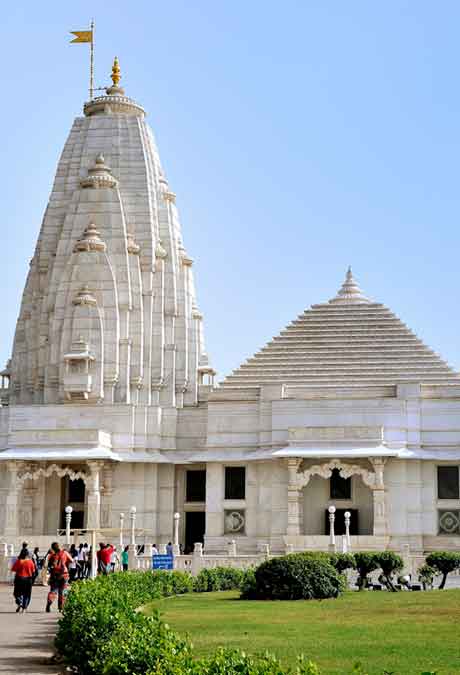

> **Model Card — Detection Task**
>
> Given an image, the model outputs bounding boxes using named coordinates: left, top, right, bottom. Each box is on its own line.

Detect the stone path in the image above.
left=0, top=584, right=62, bottom=674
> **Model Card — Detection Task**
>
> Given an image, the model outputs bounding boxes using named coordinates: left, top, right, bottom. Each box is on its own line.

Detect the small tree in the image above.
left=425, top=552, right=460, bottom=589
left=375, top=551, right=404, bottom=592
left=329, top=553, right=356, bottom=574
left=353, top=552, right=380, bottom=590
left=417, top=563, right=437, bottom=591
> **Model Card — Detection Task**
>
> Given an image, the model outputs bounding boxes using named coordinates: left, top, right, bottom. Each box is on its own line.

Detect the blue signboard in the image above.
left=152, top=554, right=174, bottom=570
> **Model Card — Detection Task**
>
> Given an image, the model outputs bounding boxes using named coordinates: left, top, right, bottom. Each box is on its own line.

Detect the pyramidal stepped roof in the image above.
left=221, top=269, right=460, bottom=388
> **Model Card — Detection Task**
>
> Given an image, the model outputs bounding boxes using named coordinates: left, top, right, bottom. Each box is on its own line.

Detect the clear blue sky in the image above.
left=2, top=1, right=460, bottom=380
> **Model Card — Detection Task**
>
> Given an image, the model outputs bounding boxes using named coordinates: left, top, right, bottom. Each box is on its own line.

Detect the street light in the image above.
left=119, top=512, right=125, bottom=550
left=65, top=505, right=73, bottom=545
left=328, top=505, right=336, bottom=551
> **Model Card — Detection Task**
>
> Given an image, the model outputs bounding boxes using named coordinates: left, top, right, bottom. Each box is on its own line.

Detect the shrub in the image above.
left=193, top=566, right=244, bottom=592
left=375, top=551, right=404, bottom=592
left=417, top=563, right=437, bottom=590
left=244, top=553, right=345, bottom=600
left=425, top=551, right=460, bottom=589
left=329, top=552, right=356, bottom=574
left=353, top=552, right=380, bottom=590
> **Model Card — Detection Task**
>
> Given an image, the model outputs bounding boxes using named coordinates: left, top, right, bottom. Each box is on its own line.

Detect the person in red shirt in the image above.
left=96, top=542, right=114, bottom=575
left=45, top=542, right=73, bottom=612
left=11, top=549, right=36, bottom=612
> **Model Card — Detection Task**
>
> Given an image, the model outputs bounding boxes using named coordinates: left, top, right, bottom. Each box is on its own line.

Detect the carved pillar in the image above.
left=101, top=463, right=113, bottom=528
left=86, top=461, right=103, bottom=530
left=286, top=458, right=302, bottom=536
left=21, top=486, right=36, bottom=535
left=370, top=458, right=387, bottom=537
left=4, top=462, right=23, bottom=538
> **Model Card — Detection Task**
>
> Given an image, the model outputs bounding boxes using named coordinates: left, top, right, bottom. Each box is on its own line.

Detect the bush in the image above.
left=425, top=551, right=460, bottom=589
left=243, top=553, right=345, bottom=600
left=329, top=552, right=356, bottom=574
left=353, top=552, right=380, bottom=590
left=193, top=566, right=244, bottom=592
left=417, top=563, right=437, bottom=590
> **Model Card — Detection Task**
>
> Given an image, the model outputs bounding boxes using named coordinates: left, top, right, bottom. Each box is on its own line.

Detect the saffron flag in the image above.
left=70, top=30, right=93, bottom=44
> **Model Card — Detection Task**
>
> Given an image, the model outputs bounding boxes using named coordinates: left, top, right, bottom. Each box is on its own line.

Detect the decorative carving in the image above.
left=17, top=464, right=88, bottom=485
left=80, top=154, right=118, bottom=189
left=438, top=510, right=460, bottom=535
left=155, top=240, right=167, bottom=259
left=74, top=223, right=107, bottom=253
left=72, top=285, right=97, bottom=307
left=126, top=231, right=140, bottom=255
left=296, top=459, right=377, bottom=490
left=224, top=510, right=245, bottom=534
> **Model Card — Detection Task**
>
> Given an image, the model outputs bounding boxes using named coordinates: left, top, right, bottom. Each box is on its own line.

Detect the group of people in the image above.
left=11, top=541, right=73, bottom=613
left=10, top=539, right=171, bottom=613
left=10, top=540, right=127, bottom=614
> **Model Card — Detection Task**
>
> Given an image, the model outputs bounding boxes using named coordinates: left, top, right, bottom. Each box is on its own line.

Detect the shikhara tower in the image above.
left=1, top=57, right=460, bottom=564
left=10, top=58, right=212, bottom=412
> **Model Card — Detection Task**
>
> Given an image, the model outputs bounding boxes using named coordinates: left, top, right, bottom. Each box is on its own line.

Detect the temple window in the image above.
left=186, top=470, right=206, bottom=502
left=437, top=466, right=460, bottom=500
left=225, top=467, right=246, bottom=500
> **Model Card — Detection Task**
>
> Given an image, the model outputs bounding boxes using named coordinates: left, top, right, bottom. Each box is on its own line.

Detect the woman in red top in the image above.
left=46, top=542, right=73, bottom=613
left=11, top=549, right=36, bottom=612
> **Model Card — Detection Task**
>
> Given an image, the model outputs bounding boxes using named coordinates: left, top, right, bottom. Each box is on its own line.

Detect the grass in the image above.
left=144, top=589, right=460, bottom=675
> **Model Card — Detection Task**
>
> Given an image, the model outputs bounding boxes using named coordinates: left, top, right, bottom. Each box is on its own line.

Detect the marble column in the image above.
left=4, top=462, right=21, bottom=538
left=101, top=463, right=113, bottom=528
left=286, top=458, right=302, bottom=536
left=205, top=463, right=224, bottom=538
left=86, top=461, right=103, bottom=530
left=370, top=458, right=387, bottom=537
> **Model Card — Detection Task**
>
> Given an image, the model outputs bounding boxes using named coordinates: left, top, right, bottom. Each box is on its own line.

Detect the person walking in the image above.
left=45, top=542, right=72, bottom=612
left=110, top=546, right=119, bottom=572
left=31, top=547, right=41, bottom=584
left=96, top=543, right=114, bottom=575
left=11, top=549, right=36, bottom=612
left=166, top=541, right=173, bottom=556
left=77, top=543, right=85, bottom=579
left=152, top=543, right=159, bottom=556
left=69, top=544, right=78, bottom=582
left=121, top=545, right=129, bottom=571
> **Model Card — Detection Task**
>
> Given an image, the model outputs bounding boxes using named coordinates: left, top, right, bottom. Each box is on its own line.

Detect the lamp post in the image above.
left=65, top=505, right=73, bottom=545
left=119, top=512, right=125, bottom=550
left=129, top=506, right=136, bottom=547
left=128, top=506, right=137, bottom=571
left=344, top=511, right=351, bottom=550
left=173, top=512, right=180, bottom=556
left=328, top=505, right=336, bottom=552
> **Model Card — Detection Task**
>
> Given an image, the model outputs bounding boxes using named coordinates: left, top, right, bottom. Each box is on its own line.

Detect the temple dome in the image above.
left=221, top=269, right=460, bottom=388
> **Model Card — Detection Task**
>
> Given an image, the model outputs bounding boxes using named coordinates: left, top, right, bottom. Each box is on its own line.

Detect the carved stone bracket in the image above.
left=17, top=463, right=88, bottom=485
left=296, top=458, right=378, bottom=490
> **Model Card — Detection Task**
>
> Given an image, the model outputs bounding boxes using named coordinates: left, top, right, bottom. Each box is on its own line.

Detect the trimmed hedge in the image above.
left=241, top=552, right=346, bottom=600
left=56, top=554, right=452, bottom=674
left=56, top=569, right=322, bottom=674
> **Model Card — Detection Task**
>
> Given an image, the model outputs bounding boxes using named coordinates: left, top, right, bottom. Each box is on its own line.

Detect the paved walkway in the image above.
left=0, top=584, right=62, bottom=674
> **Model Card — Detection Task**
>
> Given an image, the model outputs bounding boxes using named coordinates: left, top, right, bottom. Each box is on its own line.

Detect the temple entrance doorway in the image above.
left=60, top=476, right=86, bottom=529
left=303, top=470, right=373, bottom=536
left=185, top=511, right=205, bottom=554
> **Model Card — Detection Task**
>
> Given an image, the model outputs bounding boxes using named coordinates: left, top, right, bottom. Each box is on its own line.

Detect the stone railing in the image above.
left=134, top=542, right=269, bottom=575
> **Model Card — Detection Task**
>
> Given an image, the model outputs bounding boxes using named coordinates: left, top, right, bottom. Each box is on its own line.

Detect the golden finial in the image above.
left=111, top=56, right=121, bottom=87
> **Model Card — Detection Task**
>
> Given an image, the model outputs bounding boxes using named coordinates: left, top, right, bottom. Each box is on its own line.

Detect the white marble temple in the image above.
left=1, top=61, right=460, bottom=561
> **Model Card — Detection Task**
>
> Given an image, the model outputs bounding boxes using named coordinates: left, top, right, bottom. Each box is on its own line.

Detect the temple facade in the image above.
left=1, top=60, right=460, bottom=559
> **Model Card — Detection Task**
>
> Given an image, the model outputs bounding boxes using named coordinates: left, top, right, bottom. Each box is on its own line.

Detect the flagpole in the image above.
left=90, top=20, right=95, bottom=100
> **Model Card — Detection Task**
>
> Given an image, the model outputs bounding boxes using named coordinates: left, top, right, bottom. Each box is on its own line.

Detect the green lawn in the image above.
left=144, top=589, right=460, bottom=675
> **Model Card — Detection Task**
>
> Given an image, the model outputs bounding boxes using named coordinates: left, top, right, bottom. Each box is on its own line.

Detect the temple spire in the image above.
left=329, top=267, right=371, bottom=304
